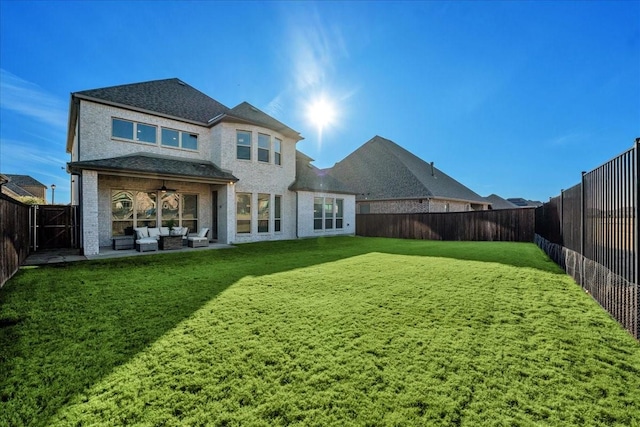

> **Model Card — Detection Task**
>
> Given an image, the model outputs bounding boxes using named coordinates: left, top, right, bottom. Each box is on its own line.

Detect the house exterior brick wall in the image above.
left=81, top=170, right=99, bottom=255
left=297, top=191, right=356, bottom=238
left=77, top=101, right=212, bottom=162
left=215, top=122, right=299, bottom=244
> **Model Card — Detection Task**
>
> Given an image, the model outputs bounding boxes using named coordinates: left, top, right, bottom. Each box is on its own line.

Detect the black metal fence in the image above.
left=0, top=194, right=31, bottom=288
left=535, top=139, right=639, bottom=338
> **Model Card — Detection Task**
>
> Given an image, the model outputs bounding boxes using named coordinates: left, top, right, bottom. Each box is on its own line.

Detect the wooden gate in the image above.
left=32, top=205, right=79, bottom=250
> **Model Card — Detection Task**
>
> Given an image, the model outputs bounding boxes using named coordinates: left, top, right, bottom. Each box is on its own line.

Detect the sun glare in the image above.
left=306, top=97, right=336, bottom=131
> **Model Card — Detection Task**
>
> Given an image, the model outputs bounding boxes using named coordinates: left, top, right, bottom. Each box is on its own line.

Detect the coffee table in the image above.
left=159, top=235, right=182, bottom=250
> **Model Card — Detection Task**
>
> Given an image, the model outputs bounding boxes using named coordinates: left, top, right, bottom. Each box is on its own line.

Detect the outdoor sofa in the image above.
left=133, top=226, right=190, bottom=252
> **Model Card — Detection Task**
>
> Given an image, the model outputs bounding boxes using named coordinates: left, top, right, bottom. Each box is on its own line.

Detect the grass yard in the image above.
left=1, top=237, right=639, bottom=426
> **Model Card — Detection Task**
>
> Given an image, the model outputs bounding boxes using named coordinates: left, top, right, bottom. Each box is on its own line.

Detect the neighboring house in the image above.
left=486, top=194, right=520, bottom=210
left=0, top=174, right=48, bottom=202
left=329, top=136, right=490, bottom=214
left=66, top=78, right=355, bottom=256
left=507, top=198, right=543, bottom=208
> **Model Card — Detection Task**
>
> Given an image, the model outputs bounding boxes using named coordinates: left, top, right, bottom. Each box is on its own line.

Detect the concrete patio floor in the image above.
left=22, top=242, right=234, bottom=266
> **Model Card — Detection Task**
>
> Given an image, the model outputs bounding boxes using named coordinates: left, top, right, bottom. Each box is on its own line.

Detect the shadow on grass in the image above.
left=0, top=237, right=560, bottom=426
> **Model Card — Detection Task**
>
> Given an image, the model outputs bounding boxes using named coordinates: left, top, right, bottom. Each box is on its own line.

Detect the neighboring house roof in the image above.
left=330, top=135, right=488, bottom=204
left=68, top=153, right=238, bottom=183
left=74, top=78, right=230, bottom=124
left=2, top=174, right=47, bottom=197
left=486, top=194, right=519, bottom=210
left=507, top=198, right=542, bottom=207
left=289, top=151, right=355, bottom=195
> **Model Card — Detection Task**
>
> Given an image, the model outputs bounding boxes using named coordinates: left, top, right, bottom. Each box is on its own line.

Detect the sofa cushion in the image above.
left=135, top=237, right=157, bottom=244
left=160, top=227, right=170, bottom=235
left=148, top=228, right=161, bottom=239
left=134, top=227, right=149, bottom=239
left=198, top=228, right=209, bottom=238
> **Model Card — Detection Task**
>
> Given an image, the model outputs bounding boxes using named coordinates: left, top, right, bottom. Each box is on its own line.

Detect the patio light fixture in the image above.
left=158, top=180, right=176, bottom=193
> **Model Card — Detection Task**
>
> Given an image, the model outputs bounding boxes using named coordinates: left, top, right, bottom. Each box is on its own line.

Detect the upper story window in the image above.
left=258, top=134, right=270, bottom=163
left=112, top=119, right=157, bottom=144
left=161, top=128, right=198, bottom=150
left=112, top=118, right=197, bottom=150
left=274, top=138, right=282, bottom=165
left=237, top=131, right=251, bottom=160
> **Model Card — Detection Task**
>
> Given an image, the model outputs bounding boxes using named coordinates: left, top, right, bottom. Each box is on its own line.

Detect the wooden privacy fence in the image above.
left=356, top=208, right=535, bottom=242
left=1, top=194, right=30, bottom=288
left=535, top=139, right=639, bottom=339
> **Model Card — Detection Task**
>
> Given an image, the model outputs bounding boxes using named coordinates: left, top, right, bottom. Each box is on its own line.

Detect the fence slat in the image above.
left=356, top=208, right=535, bottom=242
left=0, top=194, right=31, bottom=288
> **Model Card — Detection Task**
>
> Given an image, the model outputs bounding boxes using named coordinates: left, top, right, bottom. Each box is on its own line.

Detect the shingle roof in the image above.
left=290, top=151, right=355, bottom=194
left=486, top=194, right=519, bottom=210
left=330, top=136, right=488, bottom=204
left=5, top=174, right=47, bottom=188
left=2, top=174, right=47, bottom=197
left=68, top=153, right=238, bottom=183
left=216, top=102, right=301, bottom=140
left=75, top=78, right=230, bottom=124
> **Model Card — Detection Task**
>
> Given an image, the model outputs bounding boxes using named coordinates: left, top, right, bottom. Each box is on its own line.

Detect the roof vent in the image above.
left=430, top=162, right=435, bottom=177
left=250, top=106, right=258, bottom=112
left=177, top=80, right=186, bottom=86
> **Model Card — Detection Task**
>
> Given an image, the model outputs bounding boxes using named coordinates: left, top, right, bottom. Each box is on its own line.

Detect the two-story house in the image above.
left=66, top=78, right=355, bottom=255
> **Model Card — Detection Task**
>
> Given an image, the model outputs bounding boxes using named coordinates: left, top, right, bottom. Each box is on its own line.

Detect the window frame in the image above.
left=258, top=133, right=271, bottom=163
left=112, top=118, right=158, bottom=145
left=161, top=127, right=198, bottom=151
left=236, top=192, right=252, bottom=234
left=274, top=138, right=282, bottom=166
left=111, top=190, right=198, bottom=236
left=313, top=197, right=344, bottom=231
left=257, top=193, right=270, bottom=233
left=236, top=130, right=252, bottom=161
left=274, top=195, right=282, bottom=232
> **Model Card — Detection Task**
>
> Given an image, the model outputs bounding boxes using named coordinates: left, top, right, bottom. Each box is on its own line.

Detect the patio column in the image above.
left=81, top=170, right=100, bottom=256
left=217, top=182, right=236, bottom=244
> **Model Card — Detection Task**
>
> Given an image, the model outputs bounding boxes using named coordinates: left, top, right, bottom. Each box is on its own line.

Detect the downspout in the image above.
left=295, top=192, right=299, bottom=238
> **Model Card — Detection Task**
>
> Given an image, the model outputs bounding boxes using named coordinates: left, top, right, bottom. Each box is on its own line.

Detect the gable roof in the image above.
left=68, top=153, right=238, bottom=184
left=74, top=78, right=230, bottom=124
left=330, top=136, right=488, bottom=204
left=289, top=151, right=355, bottom=194
left=486, top=194, right=519, bottom=210
left=209, top=102, right=302, bottom=140
left=2, top=174, right=47, bottom=197
left=68, top=78, right=303, bottom=152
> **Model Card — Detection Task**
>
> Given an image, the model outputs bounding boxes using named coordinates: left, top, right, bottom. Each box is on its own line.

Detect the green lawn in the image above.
left=1, top=237, right=639, bottom=426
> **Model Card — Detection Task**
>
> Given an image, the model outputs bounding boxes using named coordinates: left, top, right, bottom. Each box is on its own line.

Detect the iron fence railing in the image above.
left=535, top=139, right=639, bottom=339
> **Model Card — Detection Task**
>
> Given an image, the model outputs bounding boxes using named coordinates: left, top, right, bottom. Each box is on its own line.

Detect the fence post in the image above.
left=635, top=138, right=639, bottom=338
left=560, top=189, right=564, bottom=244
left=580, top=171, right=586, bottom=288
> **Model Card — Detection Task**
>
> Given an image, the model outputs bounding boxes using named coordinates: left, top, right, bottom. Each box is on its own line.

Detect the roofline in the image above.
left=66, top=95, right=78, bottom=153
left=289, top=185, right=357, bottom=195
left=208, top=113, right=304, bottom=141
left=67, top=163, right=238, bottom=185
left=356, top=195, right=490, bottom=205
left=74, top=93, right=211, bottom=126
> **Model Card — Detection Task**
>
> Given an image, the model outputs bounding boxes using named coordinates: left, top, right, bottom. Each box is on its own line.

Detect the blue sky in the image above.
left=1, top=1, right=638, bottom=205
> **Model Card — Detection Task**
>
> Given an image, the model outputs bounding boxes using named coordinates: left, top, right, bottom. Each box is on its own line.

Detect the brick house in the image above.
left=0, top=174, right=48, bottom=202
left=329, top=136, right=490, bottom=214
left=66, top=78, right=355, bottom=255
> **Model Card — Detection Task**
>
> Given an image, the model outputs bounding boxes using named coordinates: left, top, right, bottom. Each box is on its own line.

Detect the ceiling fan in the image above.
left=158, top=180, right=177, bottom=193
